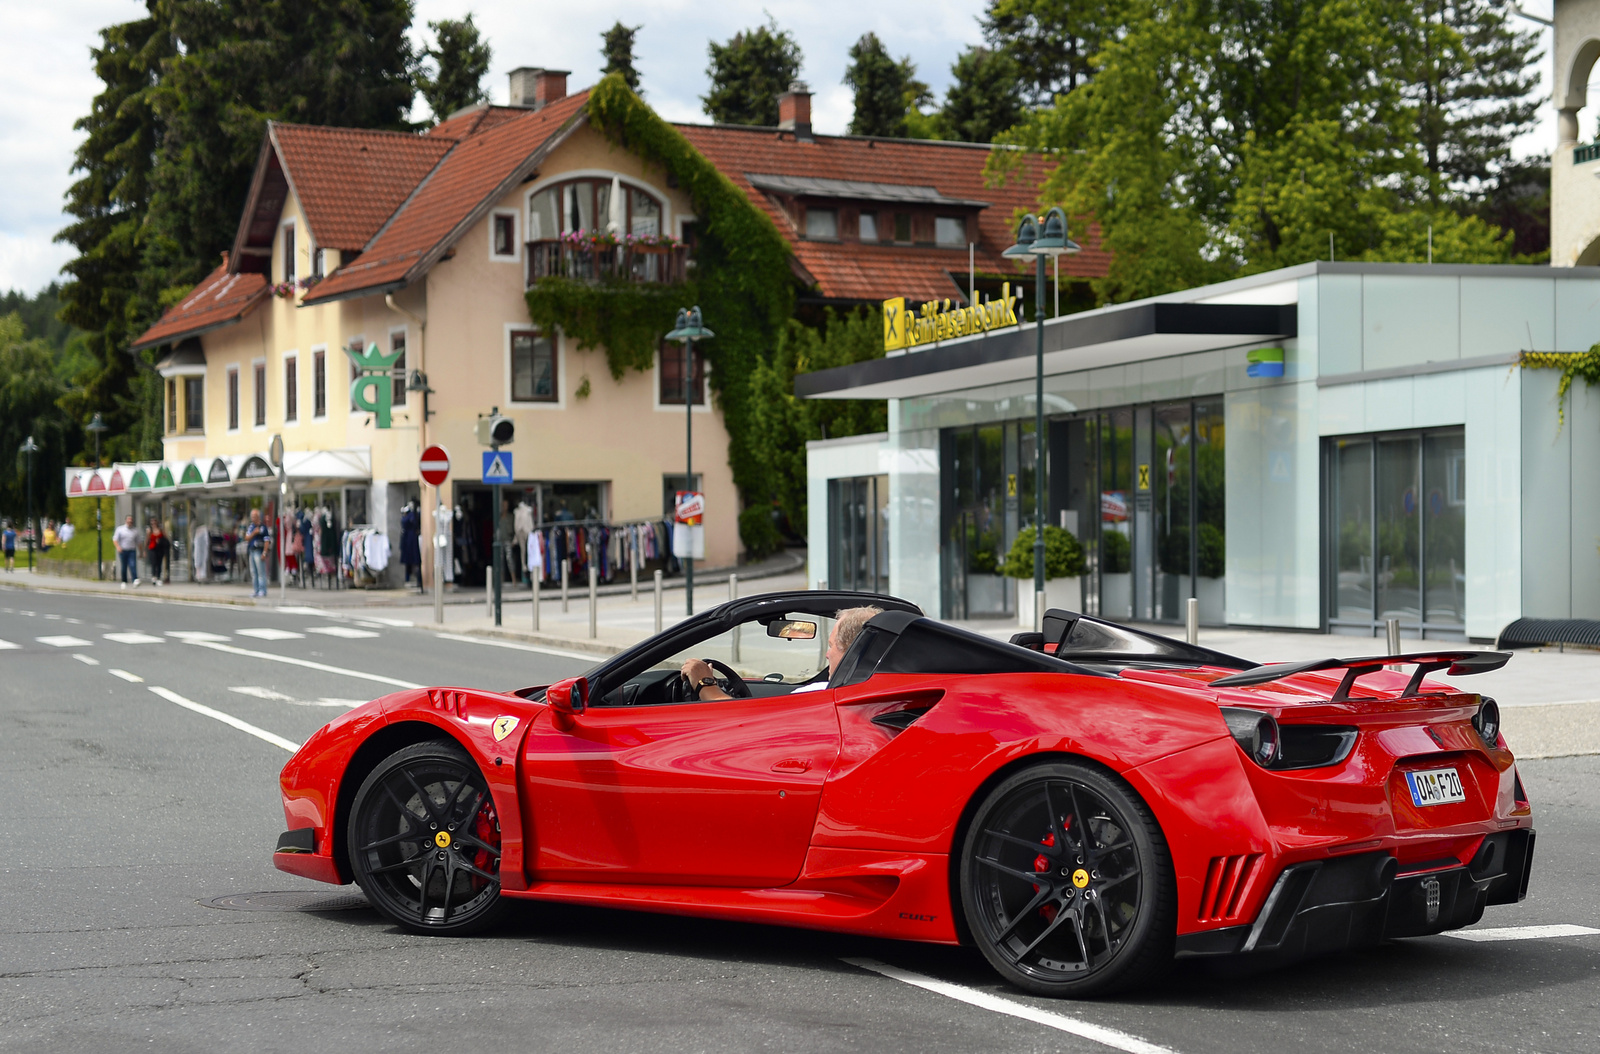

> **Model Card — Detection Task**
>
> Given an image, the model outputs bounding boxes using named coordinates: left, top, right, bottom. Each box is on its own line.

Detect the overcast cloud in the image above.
left=0, top=1, right=1555, bottom=297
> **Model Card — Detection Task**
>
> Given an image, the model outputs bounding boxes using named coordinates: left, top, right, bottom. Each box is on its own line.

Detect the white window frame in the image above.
left=310, top=343, right=328, bottom=420
left=281, top=220, right=297, bottom=284
left=504, top=323, right=566, bottom=410
left=652, top=345, right=712, bottom=414
left=251, top=356, right=268, bottom=430
left=488, top=208, right=521, bottom=262
left=226, top=365, right=241, bottom=433
left=388, top=324, right=409, bottom=408
left=283, top=351, right=299, bottom=426
left=522, top=170, right=675, bottom=239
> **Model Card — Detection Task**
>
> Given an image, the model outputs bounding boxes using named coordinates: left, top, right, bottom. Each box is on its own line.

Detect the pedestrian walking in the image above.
left=244, top=508, right=269, bottom=597
left=57, top=519, right=74, bottom=546
left=2, top=521, right=15, bottom=572
left=41, top=520, right=57, bottom=552
left=113, top=514, right=139, bottom=587
left=146, top=519, right=168, bottom=586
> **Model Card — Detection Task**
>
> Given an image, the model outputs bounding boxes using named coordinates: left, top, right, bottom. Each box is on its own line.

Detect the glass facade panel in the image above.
left=1423, top=431, right=1466, bottom=625
left=1098, top=409, right=1134, bottom=621
left=828, top=475, right=889, bottom=593
left=1331, top=438, right=1374, bottom=622
left=1153, top=403, right=1190, bottom=621
left=1376, top=436, right=1421, bottom=624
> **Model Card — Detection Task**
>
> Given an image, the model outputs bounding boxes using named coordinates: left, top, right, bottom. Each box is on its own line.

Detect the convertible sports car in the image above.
left=274, top=591, right=1535, bottom=997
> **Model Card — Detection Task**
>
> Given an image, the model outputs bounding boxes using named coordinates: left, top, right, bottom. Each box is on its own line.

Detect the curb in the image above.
left=457, top=625, right=630, bottom=658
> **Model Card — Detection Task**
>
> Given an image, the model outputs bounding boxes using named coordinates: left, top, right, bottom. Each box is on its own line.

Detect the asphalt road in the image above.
left=2, top=583, right=1598, bottom=1054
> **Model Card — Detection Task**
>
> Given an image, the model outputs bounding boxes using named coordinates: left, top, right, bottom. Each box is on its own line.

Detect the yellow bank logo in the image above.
left=883, top=284, right=1023, bottom=351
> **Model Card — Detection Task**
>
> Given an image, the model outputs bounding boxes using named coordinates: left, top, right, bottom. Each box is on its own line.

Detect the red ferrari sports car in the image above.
left=274, top=592, right=1534, bottom=997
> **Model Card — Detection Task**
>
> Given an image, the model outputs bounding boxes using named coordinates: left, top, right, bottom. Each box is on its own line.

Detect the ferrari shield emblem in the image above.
left=492, top=716, right=519, bottom=742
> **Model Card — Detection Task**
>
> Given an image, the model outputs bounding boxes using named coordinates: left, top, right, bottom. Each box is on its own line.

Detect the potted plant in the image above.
left=1100, top=527, right=1132, bottom=619
left=1003, top=525, right=1086, bottom=628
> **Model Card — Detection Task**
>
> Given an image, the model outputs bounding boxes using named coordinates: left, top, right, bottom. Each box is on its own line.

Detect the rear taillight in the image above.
left=1221, top=707, right=1280, bottom=767
left=1473, top=697, right=1501, bottom=749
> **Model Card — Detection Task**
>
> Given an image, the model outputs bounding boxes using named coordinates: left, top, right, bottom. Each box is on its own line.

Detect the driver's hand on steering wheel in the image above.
left=680, top=658, right=731, bottom=701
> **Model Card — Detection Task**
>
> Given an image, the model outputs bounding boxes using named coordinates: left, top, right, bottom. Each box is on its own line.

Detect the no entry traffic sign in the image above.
left=419, top=445, right=450, bottom=486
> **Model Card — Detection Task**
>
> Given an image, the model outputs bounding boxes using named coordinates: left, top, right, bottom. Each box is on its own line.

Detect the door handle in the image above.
left=771, top=757, right=811, bottom=773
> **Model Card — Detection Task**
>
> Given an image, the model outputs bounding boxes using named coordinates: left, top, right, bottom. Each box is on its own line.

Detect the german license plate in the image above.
left=1406, top=767, right=1466, bottom=807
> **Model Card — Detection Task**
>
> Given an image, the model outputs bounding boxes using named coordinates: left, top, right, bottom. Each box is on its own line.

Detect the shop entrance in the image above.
left=828, top=474, right=888, bottom=593
left=1324, top=429, right=1465, bottom=637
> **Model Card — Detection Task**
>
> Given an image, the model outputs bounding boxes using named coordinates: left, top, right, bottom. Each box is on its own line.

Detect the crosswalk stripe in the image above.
left=305, top=626, right=380, bottom=639
left=0, top=639, right=18, bottom=650
left=104, top=632, right=165, bottom=645
left=166, top=631, right=230, bottom=642
left=109, top=669, right=143, bottom=683
left=72, top=653, right=99, bottom=665
left=1444, top=924, right=1600, bottom=942
left=236, top=628, right=304, bottom=640
left=37, top=635, right=92, bottom=647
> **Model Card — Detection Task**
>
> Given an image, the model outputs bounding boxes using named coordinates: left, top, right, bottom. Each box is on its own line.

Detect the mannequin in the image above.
left=400, top=500, right=422, bottom=588
left=513, top=496, right=534, bottom=584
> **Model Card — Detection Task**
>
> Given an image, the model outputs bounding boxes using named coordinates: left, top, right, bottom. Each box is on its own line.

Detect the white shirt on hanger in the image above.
left=364, top=531, right=391, bottom=571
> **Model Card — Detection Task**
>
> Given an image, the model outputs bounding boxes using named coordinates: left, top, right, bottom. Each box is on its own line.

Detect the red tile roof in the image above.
left=129, top=260, right=269, bottom=350
left=673, top=125, right=1108, bottom=302
left=305, top=92, right=590, bottom=304
left=272, top=124, right=456, bottom=250
left=426, top=105, right=534, bottom=141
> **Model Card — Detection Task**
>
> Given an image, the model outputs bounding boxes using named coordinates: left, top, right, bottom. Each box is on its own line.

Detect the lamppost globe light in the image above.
left=1030, top=207, right=1082, bottom=256
left=664, top=305, right=713, bottom=616
left=1002, top=214, right=1039, bottom=259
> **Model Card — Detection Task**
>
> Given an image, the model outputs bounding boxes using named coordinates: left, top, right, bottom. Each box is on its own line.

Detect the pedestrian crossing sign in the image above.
left=481, top=451, right=513, bottom=484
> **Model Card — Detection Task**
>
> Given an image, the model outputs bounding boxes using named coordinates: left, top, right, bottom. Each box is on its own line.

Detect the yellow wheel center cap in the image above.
left=1072, top=868, right=1090, bottom=889
left=434, top=831, right=452, bottom=849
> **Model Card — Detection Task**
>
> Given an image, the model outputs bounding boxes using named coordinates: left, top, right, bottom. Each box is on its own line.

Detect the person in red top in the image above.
left=146, top=519, right=168, bottom=586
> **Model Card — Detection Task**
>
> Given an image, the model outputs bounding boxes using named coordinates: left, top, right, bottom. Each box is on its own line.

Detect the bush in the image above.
left=738, top=503, right=782, bottom=560
left=1001, top=525, right=1086, bottom=579
left=1101, top=528, right=1131, bottom=573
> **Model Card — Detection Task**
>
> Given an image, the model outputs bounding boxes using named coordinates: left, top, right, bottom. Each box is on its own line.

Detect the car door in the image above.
left=522, top=689, right=840, bottom=888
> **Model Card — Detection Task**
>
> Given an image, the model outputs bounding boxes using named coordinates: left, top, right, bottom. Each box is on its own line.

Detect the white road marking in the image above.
left=0, top=639, right=18, bottom=650
left=180, top=639, right=423, bottom=689
left=37, top=635, right=93, bottom=647
left=64, top=618, right=82, bottom=624
left=434, top=632, right=600, bottom=662
left=148, top=686, right=299, bottom=752
left=104, top=631, right=165, bottom=645
left=304, top=625, right=380, bottom=639
left=274, top=606, right=330, bottom=616
left=236, top=627, right=305, bottom=640
left=356, top=616, right=413, bottom=627
left=43, top=613, right=60, bottom=620
left=227, top=685, right=365, bottom=708
left=844, top=958, right=1179, bottom=1054
left=18, top=610, right=35, bottom=616
left=72, top=653, right=100, bottom=665
left=166, top=630, right=230, bottom=642
left=1444, top=924, right=1600, bottom=942
left=108, top=669, right=144, bottom=683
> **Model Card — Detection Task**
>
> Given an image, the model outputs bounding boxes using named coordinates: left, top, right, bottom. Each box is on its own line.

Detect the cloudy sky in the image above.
left=0, top=0, right=1556, bottom=297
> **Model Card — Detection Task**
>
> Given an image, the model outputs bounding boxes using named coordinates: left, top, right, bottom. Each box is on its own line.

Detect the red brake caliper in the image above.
left=471, top=801, right=501, bottom=888
left=1035, top=831, right=1057, bottom=922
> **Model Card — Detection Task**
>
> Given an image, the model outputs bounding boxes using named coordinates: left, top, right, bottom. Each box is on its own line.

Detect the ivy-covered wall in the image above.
left=529, top=74, right=798, bottom=556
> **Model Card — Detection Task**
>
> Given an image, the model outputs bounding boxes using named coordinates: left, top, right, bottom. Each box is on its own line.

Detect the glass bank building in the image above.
left=799, top=262, right=1600, bottom=641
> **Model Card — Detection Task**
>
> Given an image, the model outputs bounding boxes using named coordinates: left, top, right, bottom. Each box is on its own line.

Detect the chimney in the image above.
left=508, top=67, right=570, bottom=110
left=777, top=81, right=812, bottom=141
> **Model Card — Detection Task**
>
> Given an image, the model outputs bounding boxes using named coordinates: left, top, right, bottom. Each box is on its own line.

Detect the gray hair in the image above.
left=833, top=606, right=884, bottom=654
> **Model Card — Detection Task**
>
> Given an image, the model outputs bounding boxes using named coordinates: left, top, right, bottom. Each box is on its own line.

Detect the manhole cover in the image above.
left=201, top=890, right=372, bottom=912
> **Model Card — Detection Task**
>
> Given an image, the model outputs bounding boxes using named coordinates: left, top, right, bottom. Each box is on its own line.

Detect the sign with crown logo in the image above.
left=343, top=341, right=405, bottom=428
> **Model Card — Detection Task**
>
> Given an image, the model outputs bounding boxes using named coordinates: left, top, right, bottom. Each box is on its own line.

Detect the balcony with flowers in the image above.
left=525, top=229, right=688, bottom=287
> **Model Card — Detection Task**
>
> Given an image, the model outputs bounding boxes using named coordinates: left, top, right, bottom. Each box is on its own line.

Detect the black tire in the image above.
left=959, top=760, right=1174, bottom=997
left=347, top=740, right=508, bottom=936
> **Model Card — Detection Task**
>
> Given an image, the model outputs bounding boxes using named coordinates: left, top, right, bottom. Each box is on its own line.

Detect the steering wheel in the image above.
left=680, top=657, right=752, bottom=699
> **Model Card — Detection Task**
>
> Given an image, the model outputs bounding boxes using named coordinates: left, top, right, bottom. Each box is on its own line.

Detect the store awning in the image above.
left=65, top=448, right=371, bottom=497
left=794, top=301, right=1298, bottom=400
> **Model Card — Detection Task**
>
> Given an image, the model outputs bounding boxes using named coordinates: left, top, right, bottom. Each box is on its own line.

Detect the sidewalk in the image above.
left=6, top=562, right=1594, bottom=758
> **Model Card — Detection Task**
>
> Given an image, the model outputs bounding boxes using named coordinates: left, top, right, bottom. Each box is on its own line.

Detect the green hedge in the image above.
left=1001, top=525, right=1086, bottom=579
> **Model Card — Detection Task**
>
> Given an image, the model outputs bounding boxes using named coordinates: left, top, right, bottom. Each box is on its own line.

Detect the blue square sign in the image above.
left=481, top=450, right=513, bottom=484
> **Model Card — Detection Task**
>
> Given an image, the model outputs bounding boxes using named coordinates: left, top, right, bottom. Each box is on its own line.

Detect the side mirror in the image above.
left=546, top=676, right=589, bottom=719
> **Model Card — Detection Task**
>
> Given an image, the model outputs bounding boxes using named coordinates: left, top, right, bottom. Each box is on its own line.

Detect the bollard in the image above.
left=816, top=578, right=827, bottom=591
left=531, top=574, right=540, bottom=633
left=1186, top=597, right=1199, bottom=645
left=1386, top=617, right=1401, bottom=655
left=485, top=576, right=492, bottom=617
left=561, top=559, right=570, bottom=613
left=653, top=569, right=663, bottom=634
left=1035, top=590, right=1046, bottom=633
left=630, top=535, right=638, bottom=602
left=588, top=565, right=598, bottom=639
left=729, top=573, right=740, bottom=662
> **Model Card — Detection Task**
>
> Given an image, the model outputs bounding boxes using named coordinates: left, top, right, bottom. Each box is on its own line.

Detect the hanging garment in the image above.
left=364, top=530, right=391, bottom=572
left=527, top=529, right=545, bottom=582
left=193, top=526, right=210, bottom=581
left=400, top=507, right=422, bottom=568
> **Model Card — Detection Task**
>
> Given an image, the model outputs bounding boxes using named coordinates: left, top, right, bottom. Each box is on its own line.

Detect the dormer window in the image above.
left=893, top=213, right=912, bottom=243
left=805, top=208, right=838, bottom=240
left=936, top=216, right=966, bottom=247
left=859, top=212, right=879, bottom=242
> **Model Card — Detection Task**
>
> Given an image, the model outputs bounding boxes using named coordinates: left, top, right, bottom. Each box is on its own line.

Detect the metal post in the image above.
left=630, top=532, right=638, bottom=601
left=588, top=564, right=598, bottom=639
left=530, top=563, right=540, bottom=632
left=653, top=569, right=663, bottom=634
left=730, top=573, right=740, bottom=662
left=491, top=476, right=503, bottom=627
left=485, top=575, right=491, bottom=616
left=1032, top=255, right=1046, bottom=622
left=1386, top=617, right=1402, bottom=655
left=1186, top=597, right=1200, bottom=645
left=433, top=500, right=445, bottom=625
left=684, top=335, right=695, bottom=617
left=561, top=558, right=570, bottom=612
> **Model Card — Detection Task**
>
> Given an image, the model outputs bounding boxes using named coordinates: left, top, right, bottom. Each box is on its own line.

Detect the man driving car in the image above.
left=679, top=605, right=883, bottom=701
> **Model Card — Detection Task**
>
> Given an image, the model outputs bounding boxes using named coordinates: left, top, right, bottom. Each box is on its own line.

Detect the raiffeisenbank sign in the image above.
left=882, top=283, right=1023, bottom=351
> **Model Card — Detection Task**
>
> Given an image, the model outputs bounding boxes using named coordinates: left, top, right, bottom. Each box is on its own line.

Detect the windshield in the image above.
left=650, top=612, right=834, bottom=685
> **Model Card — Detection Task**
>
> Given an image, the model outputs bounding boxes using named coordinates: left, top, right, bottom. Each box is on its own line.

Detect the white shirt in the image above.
left=112, top=524, right=138, bottom=552
left=363, top=531, right=391, bottom=571
left=57, top=522, right=74, bottom=544
left=791, top=679, right=830, bottom=694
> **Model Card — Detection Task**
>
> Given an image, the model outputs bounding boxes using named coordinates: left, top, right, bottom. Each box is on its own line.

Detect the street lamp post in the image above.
left=86, top=413, right=107, bottom=579
left=1003, top=208, right=1080, bottom=629
left=18, top=435, right=39, bottom=573
left=664, top=306, right=714, bottom=617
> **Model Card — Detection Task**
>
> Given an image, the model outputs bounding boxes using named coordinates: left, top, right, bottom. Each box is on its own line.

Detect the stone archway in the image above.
left=1559, top=37, right=1600, bottom=143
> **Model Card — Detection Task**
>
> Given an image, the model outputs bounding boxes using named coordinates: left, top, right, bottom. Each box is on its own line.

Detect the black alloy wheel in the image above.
left=960, top=760, right=1174, bottom=997
left=348, top=740, right=508, bottom=935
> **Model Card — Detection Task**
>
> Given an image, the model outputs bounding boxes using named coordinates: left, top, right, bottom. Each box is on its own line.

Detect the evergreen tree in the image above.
left=980, top=0, right=1126, bottom=108
left=600, top=21, right=641, bottom=92
left=0, top=314, right=72, bottom=521
left=937, top=47, right=1025, bottom=142
left=419, top=14, right=491, bottom=121
left=702, top=19, right=803, bottom=126
left=843, top=32, right=930, bottom=138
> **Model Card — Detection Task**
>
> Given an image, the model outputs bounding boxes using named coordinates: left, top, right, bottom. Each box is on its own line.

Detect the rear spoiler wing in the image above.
left=1210, top=651, right=1510, bottom=700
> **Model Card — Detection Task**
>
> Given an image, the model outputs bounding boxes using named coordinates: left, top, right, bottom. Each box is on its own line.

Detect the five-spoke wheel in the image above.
left=348, top=740, right=507, bottom=935
left=960, top=761, right=1173, bottom=996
